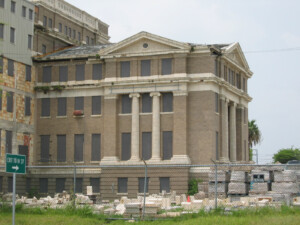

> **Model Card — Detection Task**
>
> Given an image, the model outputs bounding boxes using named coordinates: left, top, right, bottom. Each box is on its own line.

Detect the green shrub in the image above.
left=187, top=178, right=202, bottom=196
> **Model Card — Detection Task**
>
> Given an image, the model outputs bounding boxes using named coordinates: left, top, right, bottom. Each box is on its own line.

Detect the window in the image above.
left=78, top=32, right=81, bottom=41
left=29, top=9, right=33, bottom=20
left=10, top=27, right=15, bottom=43
left=160, top=177, right=170, bottom=193
left=6, top=130, right=12, bottom=153
left=41, top=98, right=50, bottom=117
left=43, top=16, right=47, bottom=27
left=92, top=96, right=101, bottom=115
left=42, top=44, right=46, bottom=54
left=26, top=178, right=31, bottom=193
left=121, top=95, right=131, bottom=114
left=68, top=27, right=71, bottom=37
left=91, top=38, right=94, bottom=45
left=86, top=36, right=89, bottom=45
left=138, top=177, right=149, bottom=193
left=216, top=131, right=219, bottom=160
left=0, top=23, right=4, bottom=39
left=244, top=108, right=247, bottom=124
left=11, top=1, right=15, bottom=13
left=224, top=65, right=227, bottom=81
left=72, top=29, right=76, bottom=39
left=57, top=98, right=66, bottom=116
left=90, top=178, right=100, bottom=193
left=57, top=135, right=66, bottom=162
left=236, top=73, right=241, bottom=89
left=8, top=59, right=14, bottom=76
left=39, top=178, right=48, bottom=193
left=142, top=93, right=152, bottom=113
left=48, top=18, right=52, bottom=28
left=121, top=133, right=131, bottom=161
left=22, top=6, right=26, bottom=17
left=75, top=64, right=85, bottom=81
left=6, top=91, right=13, bottom=112
left=25, top=96, right=31, bottom=116
left=163, top=131, right=172, bottom=160
left=74, top=97, right=84, bottom=111
left=28, top=34, right=32, bottom=49
left=161, top=58, right=172, bottom=75
left=56, top=178, right=66, bottom=193
left=141, top=60, right=151, bottom=76
left=8, top=177, right=13, bottom=192
left=91, top=134, right=101, bottom=161
left=120, top=61, right=130, bottom=77
left=215, top=93, right=219, bottom=113
left=142, top=132, right=152, bottom=160
left=162, top=93, right=173, bottom=112
left=118, top=178, right=127, bottom=193
left=40, top=135, right=50, bottom=162
left=64, top=26, right=67, bottom=35
left=42, top=66, right=52, bottom=82
left=58, top=23, right=62, bottom=32
left=59, top=65, right=68, bottom=82
left=0, top=0, right=4, bottom=8
left=75, top=178, right=83, bottom=193
left=92, top=64, right=102, bottom=80
left=74, top=134, right=84, bottom=162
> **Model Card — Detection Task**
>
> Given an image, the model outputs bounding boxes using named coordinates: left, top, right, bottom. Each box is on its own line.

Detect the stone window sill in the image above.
left=117, top=193, right=128, bottom=196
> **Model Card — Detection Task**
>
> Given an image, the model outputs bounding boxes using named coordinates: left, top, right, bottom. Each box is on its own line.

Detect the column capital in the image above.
left=104, top=94, right=118, bottom=100
left=237, top=104, right=244, bottom=109
left=150, top=92, right=161, bottom=97
left=219, top=94, right=229, bottom=102
left=230, top=102, right=237, bottom=107
left=129, top=93, right=140, bottom=98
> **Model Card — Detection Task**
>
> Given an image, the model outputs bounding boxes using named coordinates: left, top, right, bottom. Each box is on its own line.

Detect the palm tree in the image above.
left=248, top=120, right=262, bottom=148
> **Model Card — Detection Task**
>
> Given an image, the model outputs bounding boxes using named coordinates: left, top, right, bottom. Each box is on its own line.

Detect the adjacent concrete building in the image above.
left=31, top=32, right=252, bottom=199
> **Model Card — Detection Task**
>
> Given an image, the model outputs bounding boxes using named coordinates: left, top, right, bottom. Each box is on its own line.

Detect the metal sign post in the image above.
left=6, top=154, right=26, bottom=225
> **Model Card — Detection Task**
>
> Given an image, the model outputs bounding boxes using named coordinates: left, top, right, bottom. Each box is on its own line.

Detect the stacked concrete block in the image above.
left=228, top=171, right=248, bottom=195
left=272, top=170, right=298, bottom=194
left=249, top=170, right=271, bottom=194
left=208, top=170, right=229, bottom=199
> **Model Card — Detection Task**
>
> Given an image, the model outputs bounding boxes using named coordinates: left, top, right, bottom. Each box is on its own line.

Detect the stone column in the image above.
left=236, top=105, right=244, bottom=161
left=229, top=102, right=237, bottom=162
left=150, top=92, right=161, bottom=161
left=220, top=96, right=229, bottom=162
left=129, top=93, right=140, bottom=161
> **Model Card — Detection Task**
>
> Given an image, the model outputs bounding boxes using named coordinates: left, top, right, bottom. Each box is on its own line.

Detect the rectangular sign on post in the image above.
left=6, top=154, right=26, bottom=174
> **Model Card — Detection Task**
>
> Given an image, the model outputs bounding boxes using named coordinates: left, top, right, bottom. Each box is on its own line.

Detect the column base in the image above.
left=129, top=156, right=141, bottom=162
left=218, top=157, right=230, bottom=164
left=147, top=157, right=161, bottom=164
left=100, top=156, right=120, bottom=165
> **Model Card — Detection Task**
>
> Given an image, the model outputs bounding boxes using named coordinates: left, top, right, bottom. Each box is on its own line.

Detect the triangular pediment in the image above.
left=223, top=43, right=250, bottom=71
left=100, top=31, right=190, bottom=57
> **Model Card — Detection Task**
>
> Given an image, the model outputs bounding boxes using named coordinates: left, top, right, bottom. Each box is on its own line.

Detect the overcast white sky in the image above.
left=68, top=0, right=300, bottom=163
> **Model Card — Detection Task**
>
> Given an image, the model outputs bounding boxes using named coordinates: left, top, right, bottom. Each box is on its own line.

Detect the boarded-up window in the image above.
left=160, top=177, right=170, bottom=193
left=41, top=98, right=50, bottom=117
left=76, top=64, right=85, bottom=81
left=26, top=65, right=31, bottom=81
left=215, top=93, right=219, bottom=113
left=39, top=178, right=48, bottom=193
left=121, top=95, right=131, bottom=114
left=48, top=18, right=52, bottom=28
left=59, top=66, right=68, bottom=82
left=8, top=59, right=14, bottom=76
left=11, top=1, right=15, bottom=12
left=6, top=91, right=13, bottom=112
left=162, top=93, right=173, bottom=112
left=29, top=9, right=33, bottom=20
left=74, top=97, right=84, bottom=110
left=163, top=131, right=173, bottom=160
left=6, top=130, right=12, bottom=153
left=91, top=134, right=101, bottom=161
left=58, top=23, right=62, bottom=32
left=19, top=145, right=29, bottom=165
left=75, top=178, right=82, bottom=193
left=57, top=135, right=66, bottom=162
left=42, top=45, right=46, bottom=54
left=92, top=64, right=102, bottom=80
left=40, top=135, right=50, bottom=162
left=90, top=178, right=100, bottom=193
left=216, top=131, right=219, bottom=160
left=120, top=61, right=130, bottom=77
left=142, top=93, right=152, bottom=113
left=118, top=178, right=127, bottom=193
left=8, top=177, right=13, bottom=192
left=142, top=132, right=152, bottom=160
left=57, top=98, right=66, bottom=116
left=25, top=96, right=31, bottom=116
left=43, top=16, right=47, bottom=26
left=42, top=66, right=52, bottom=83
left=74, top=134, right=84, bottom=162
left=0, top=24, right=3, bottom=39
left=141, top=60, right=151, bottom=76
left=138, top=177, right=149, bottom=193
left=26, top=178, right=31, bottom=193
left=121, top=133, right=131, bottom=161
left=162, top=58, right=172, bottom=75
left=56, top=178, right=66, bottom=193
left=92, top=96, right=101, bottom=115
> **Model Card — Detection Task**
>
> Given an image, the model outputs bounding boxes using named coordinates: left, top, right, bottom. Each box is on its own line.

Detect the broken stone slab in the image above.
left=181, top=194, right=187, bottom=202
left=194, top=191, right=206, bottom=200
left=191, top=200, right=203, bottom=210
left=104, top=208, right=116, bottom=215
left=175, top=196, right=181, bottom=205
left=181, top=202, right=192, bottom=211
left=115, top=204, right=126, bottom=215
left=161, top=198, right=171, bottom=209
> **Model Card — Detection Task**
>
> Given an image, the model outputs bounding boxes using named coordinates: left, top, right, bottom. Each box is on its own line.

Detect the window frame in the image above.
left=10, top=27, right=15, bottom=44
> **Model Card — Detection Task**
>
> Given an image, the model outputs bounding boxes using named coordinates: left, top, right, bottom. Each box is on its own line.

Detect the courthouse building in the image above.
left=31, top=31, right=252, bottom=199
